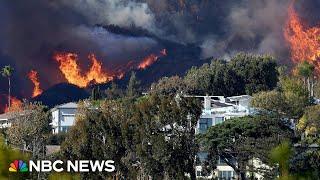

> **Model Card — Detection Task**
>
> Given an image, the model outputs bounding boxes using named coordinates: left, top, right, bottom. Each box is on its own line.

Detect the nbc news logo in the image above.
left=8, top=159, right=115, bottom=173
left=9, top=160, right=28, bottom=173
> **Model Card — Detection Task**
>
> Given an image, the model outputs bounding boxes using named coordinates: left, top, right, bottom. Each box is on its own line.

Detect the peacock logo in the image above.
left=9, top=160, right=28, bottom=172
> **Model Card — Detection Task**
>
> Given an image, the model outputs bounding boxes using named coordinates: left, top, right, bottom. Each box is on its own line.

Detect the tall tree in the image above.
left=90, top=86, right=102, bottom=100
left=6, top=102, right=51, bottom=159
left=201, top=115, right=293, bottom=179
left=252, top=76, right=309, bottom=119
left=132, top=94, right=202, bottom=179
left=126, top=71, right=140, bottom=97
left=105, top=82, right=123, bottom=99
left=296, top=61, right=315, bottom=97
left=297, top=105, right=320, bottom=139
left=184, top=53, right=278, bottom=96
left=1, top=66, right=14, bottom=109
left=61, top=100, right=136, bottom=179
left=150, top=76, right=186, bottom=95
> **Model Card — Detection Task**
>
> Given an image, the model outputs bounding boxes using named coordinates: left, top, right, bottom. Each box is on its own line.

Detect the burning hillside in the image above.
left=54, top=53, right=114, bottom=88
left=53, top=49, right=166, bottom=88
left=284, top=2, right=320, bottom=72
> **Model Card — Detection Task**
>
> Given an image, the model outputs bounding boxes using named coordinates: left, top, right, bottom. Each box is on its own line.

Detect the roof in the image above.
left=211, top=101, right=233, bottom=108
left=227, top=95, right=252, bottom=101
left=51, top=102, right=78, bottom=112
left=0, top=112, right=14, bottom=120
left=0, top=110, right=32, bottom=121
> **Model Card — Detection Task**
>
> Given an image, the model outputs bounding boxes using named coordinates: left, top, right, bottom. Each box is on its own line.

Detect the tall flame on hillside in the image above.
left=54, top=53, right=113, bottom=88
left=138, top=49, right=167, bottom=70
left=54, top=49, right=167, bottom=87
left=28, top=70, right=43, bottom=97
left=284, top=2, right=320, bottom=72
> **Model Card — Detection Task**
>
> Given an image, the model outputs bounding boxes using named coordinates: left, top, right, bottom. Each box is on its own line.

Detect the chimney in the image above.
left=204, top=96, right=211, bottom=110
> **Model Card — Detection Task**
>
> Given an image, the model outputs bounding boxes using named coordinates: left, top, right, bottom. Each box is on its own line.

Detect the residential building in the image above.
left=0, top=112, right=14, bottom=128
left=0, top=111, right=32, bottom=128
left=193, top=95, right=253, bottom=179
left=50, top=102, right=78, bottom=134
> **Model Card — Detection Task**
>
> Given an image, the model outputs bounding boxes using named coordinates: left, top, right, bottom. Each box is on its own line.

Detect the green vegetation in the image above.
left=200, top=115, right=293, bottom=179
left=184, top=53, right=278, bottom=96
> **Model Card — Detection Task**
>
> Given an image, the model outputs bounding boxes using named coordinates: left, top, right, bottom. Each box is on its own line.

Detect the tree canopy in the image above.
left=200, top=115, right=294, bottom=179
left=169, top=53, right=279, bottom=96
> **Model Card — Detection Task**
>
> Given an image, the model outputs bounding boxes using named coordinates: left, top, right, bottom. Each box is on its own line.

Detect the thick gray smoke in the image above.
left=58, top=0, right=157, bottom=31
left=200, top=0, right=291, bottom=58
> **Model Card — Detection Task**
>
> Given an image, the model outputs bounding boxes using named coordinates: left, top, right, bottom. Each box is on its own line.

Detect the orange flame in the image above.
left=284, top=2, right=320, bottom=72
left=5, top=96, right=22, bottom=113
left=138, top=49, right=167, bottom=70
left=53, top=53, right=113, bottom=88
left=28, top=70, right=43, bottom=97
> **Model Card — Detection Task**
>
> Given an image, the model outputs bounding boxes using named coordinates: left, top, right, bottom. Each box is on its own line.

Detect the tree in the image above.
left=296, top=61, right=315, bottom=97
left=132, top=94, right=202, bottom=179
left=270, top=142, right=292, bottom=179
left=297, top=105, right=320, bottom=139
left=184, top=60, right=227, bottom=95
left=252, top=76, right=309, bottom=119
left=183, top=53, right=278, bottom=96
left=90, top=86, right=102, bottom=101
left=1, top=65, right=14, bottom=109
left=6, top=102, right=51, bottom=159
left=61, top=99, right=136, bottom=179
left=126, top=71, right=140, bottom=97
left=228, top=53, right=278, bottom=95
left=280, top=77, right=310, bottom=118
left=251, top=90, right=286, bottom=114
left=150, top=76, right=186, bottom=95
left=271, top=141, right=320, bottom=179
left=201, top=115, right=293, bottom=179
left=105, top=82, right=123, bottom=99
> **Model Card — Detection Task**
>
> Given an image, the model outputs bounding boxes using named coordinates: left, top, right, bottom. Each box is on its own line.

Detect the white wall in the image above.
left=51, top=108, right=76, bottom=134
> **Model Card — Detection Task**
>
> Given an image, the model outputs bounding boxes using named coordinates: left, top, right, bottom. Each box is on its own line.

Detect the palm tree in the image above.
left=1, top=66, right=14, bottom=109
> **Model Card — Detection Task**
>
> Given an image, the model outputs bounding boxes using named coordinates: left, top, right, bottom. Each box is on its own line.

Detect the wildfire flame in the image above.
left=5, top=96, right=23, bottom=113
left=53, top=53, right=113, bottom=88
left=284, top=2, right=320, bottom=72
left=54, top=49, right=167, bottom=87
left=138, top=49, right=167, bottom=70
left=28, top=70, right=43, bottom=97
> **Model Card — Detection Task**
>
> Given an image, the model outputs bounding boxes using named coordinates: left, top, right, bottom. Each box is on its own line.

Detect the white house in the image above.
left=195, top=95, right=252, bottom=134
left=50, top=102, right=78, bottom=134
left=0, top=112, right=14, bottom=128
left=0, top=111, right=32, bottom=128
left=193, top=95, right=253, bottom=179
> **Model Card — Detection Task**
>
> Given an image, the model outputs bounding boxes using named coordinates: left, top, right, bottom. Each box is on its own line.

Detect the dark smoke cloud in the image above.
left=201, top=0, right=291, bottom=59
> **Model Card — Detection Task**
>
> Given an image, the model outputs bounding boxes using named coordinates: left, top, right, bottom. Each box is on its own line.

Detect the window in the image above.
left=196, top=170, right=209, bottom=177
left=60, top=126, right=69, bottom=133
left=199, top=118, right=212, bottom=133
left=214, top=117, right=224, bottom=125
left=218, top=171, right=233, bottom=180
left=196, top=152, right=208, bottom=164
left=218, top=156, right=226, bottom=164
